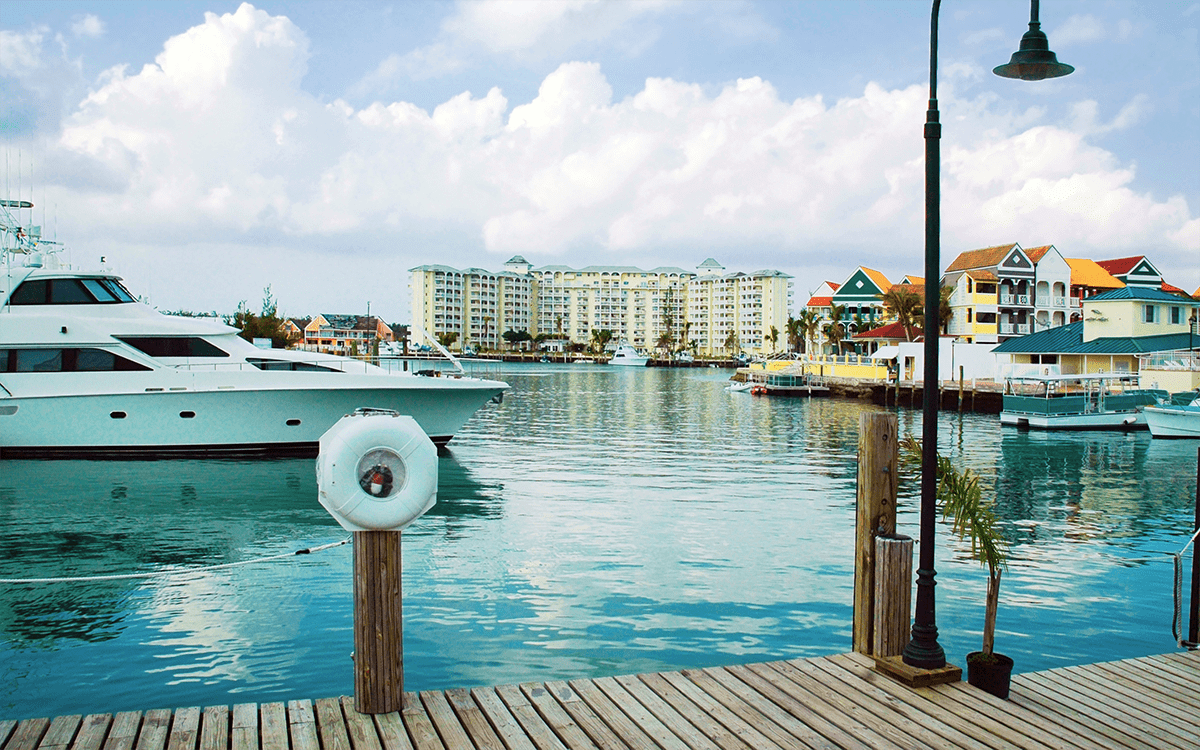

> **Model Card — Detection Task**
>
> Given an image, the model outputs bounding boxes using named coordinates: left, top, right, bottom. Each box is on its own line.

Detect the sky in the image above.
left=2, top=0, right=1198, bottom=323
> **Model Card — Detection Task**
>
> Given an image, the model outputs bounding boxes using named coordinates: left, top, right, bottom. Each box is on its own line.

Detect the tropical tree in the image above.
left=767, top=325, right=780, bottom=354
left=226, top=285, right=300, bottom=349
left=785, top=316, right=802, bottom=353
left=880, top=286, right=922, bottom=342
left=901, top=436, right=1008, bottom=663
left=590, top=328, right=614, bottom=354
left=436, top=331, right=459, bottom=349
left=655, top=331, right=674, bottom=358
left=797, top=309, right=821, bottom=354
left=481, top=315, right=493, bottom=351
left=723, top=330, right=740, bottom=356
left=823, top=302, right=847, bottom=355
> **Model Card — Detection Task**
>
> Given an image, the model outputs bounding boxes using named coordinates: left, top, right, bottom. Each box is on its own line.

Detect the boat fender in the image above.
left=316, top=409, right=437, bottom=531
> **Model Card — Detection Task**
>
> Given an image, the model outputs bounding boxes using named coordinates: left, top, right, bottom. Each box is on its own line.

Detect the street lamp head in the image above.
left=994, top=24, right=1074, bottom=80
left=994, top=3, right=1074, bottom=81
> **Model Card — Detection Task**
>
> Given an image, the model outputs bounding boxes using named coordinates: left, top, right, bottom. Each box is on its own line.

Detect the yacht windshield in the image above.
left=9, top=277, right=139, bottom=305
left=117, top=337, right=229, bottom=358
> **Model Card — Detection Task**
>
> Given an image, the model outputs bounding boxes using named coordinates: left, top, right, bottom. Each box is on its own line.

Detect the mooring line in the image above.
left=0, top=537, right=350, bottom=585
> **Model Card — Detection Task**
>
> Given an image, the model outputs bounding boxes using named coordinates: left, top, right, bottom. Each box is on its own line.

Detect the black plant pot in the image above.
left=966, top=652, right=1014, bottom=699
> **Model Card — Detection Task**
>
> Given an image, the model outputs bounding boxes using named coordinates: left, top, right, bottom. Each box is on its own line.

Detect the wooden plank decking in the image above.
left=3, top=650, right=1198, bottom=750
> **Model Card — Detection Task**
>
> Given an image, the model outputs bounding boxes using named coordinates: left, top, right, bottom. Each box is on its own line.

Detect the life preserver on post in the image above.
left=316, top=409, right=438, bottom=531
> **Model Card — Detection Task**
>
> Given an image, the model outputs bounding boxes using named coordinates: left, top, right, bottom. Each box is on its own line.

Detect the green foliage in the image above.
left=436, top=331, right=459, bottom=348
left=901, top=434, right=1008, bottom=656
left=225, top=285, right=300, bottom=349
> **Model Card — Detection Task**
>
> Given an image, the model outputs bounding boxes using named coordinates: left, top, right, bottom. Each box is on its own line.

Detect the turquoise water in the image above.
left=1, top=363, right=1197, bottom=719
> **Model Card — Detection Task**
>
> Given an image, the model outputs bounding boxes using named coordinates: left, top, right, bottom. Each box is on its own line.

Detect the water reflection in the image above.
left=2, top=363, right=1197, bottom=720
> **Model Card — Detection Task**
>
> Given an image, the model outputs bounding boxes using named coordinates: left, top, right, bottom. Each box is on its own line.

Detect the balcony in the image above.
left=999, top=323, right=1031, bottom=335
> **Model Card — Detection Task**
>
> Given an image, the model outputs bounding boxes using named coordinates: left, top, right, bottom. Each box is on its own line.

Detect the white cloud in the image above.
left=355, top=0, right=677, bottom=92
left=1, top=27, right=49, bottom=80
left=1053, top=14, right=1106, bottom=47
left=19, top=3, right=1198, bottom=317
left=71, top=14, right=106, bottom=39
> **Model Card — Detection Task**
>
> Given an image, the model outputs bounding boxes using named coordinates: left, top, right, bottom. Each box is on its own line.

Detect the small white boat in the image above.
left=609, top=343, right=649, bottom=367
left=1144, top=390, right=1200, bottom=438
left=573, top=356, right=595, bottom=364
left=726, top=381, right=753, bottom=393
left=999, top=372, right=1165, bottom=431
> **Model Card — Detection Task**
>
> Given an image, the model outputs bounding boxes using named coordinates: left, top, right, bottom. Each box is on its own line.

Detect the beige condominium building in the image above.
left=409, top=256, right=793, bottom=356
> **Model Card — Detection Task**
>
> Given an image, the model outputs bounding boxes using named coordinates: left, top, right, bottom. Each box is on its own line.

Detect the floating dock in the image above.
left=4, top=650, right=1197, bottom=750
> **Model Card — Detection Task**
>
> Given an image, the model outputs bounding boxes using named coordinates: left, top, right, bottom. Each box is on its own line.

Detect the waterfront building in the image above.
left=827, top=266, right=893, bottom=353
left=686, top=259, right=794, bottom=355
left=302, top=314, right=393, bottom=355
left=992, top=285, right=1200, bottom=377
left=1063, top=258, right=1123, bottom=320
left=410, top=257, right=791, bottom=355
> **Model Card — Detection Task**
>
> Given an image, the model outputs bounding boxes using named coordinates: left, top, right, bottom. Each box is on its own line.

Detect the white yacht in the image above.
left=608, top=342, right=649, bottom=367
left=0, top=200, right=508, bottom=458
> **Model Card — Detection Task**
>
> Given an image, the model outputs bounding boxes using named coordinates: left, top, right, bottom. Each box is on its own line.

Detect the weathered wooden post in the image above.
left=354, top=531, right=404, bottom=713
left=853, top=412, right=899, bottom=655
left=874, top=534, right=913, bottom=657
left=317, top=409, right=439, bottom=714
left=958, top=366, right=964, bottom=412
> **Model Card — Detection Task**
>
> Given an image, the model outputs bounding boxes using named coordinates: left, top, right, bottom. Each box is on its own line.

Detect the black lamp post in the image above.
left=901, top=0, right=1073, bottom=670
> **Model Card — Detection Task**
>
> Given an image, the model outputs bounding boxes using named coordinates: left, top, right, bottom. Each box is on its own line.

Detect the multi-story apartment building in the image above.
left=687, top=259, right=794, bottom=355
left=410, top=257, right=792, bottom=355
left=943, top=243, right=1072, bottom=343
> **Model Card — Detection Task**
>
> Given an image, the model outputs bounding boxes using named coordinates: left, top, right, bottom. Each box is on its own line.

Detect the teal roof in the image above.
left=1089, top=286, right=1199, bottom=304
left=993, top=321, right=1198, bottom=355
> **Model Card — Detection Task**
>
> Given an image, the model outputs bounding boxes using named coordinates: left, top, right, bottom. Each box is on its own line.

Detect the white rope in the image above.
left=0, top=537, right=350, bottom=585
left=1172, top=526, right=1200, bottom=650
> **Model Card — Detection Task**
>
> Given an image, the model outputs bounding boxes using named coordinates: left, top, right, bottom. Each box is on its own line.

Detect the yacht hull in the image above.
left=1143, top=405, right=1200, bottom=438
left=0, top=379, right=505, bottom=458
left=999, top=410, right=1146, bottom=430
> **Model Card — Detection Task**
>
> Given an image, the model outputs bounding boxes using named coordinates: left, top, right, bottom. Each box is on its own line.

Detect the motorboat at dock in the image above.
left=999, top=372, right=1164, bottom=431
left=0, top=200, right=508, bottom=458
left=608, top=342, right=649, bottom=367
left=1143, top=390, right=1200, bottom=438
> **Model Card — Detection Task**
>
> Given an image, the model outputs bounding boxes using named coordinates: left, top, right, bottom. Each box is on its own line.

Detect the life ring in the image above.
left=316, top=410, right=438, bottom=531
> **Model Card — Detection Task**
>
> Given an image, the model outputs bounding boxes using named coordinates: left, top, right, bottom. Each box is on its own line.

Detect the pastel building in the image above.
left=409, top=257, right=792, bottom=355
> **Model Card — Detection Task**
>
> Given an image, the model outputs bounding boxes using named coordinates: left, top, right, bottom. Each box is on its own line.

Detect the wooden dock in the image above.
left=3, top=650, right=1198, bottom=750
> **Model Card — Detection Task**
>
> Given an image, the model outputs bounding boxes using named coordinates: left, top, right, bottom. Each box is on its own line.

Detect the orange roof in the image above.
left=1065, top=258, right=1123, bottom=290
left=827, top=281, right=841, bottom=291
left=966, top=269, right=998, bottom=281
left=1024, top=245, right=1054, bottom=262
left=807, top=296, right=834, bottom=307
left=861, top=267, right=893, bottom=294
left=1194, top=285, right=1200, bottom=299
left=901, top=275, right=924, bottom=285
left=1161, top=282, right=1189, bottom=296
left=945, top=243, right=1018, bottom=272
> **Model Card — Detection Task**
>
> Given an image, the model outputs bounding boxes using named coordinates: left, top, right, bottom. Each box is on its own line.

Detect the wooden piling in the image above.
left=853, top=412, right=898, bottom=655
left=873, top=534, right=913, bottom=657
left=958, top=366, right=964, bottom=412
left=353, top=531, right=404, bottom=714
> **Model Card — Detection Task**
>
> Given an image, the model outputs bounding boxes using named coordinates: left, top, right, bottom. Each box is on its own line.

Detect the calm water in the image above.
left=2, top=363, right=1197, bottom=719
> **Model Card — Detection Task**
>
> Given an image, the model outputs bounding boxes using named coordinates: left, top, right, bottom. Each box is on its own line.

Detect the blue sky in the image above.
left=2, top=1, right=1197, bottom=321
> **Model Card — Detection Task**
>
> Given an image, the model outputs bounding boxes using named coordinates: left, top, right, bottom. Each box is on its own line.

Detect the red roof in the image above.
left=1162, top=282, right=1189, bottom=296
left=807, top=296, right=834, bottom=307
left=854, top=321, right=923, bottom=340
left=1096, top=256, right=1142, bottom=275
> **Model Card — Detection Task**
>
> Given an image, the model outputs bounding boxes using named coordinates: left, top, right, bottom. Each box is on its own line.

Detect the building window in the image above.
left=1170, top=306, right=1182, bottom=325
left=1144, top=305, right=1157, bottom=323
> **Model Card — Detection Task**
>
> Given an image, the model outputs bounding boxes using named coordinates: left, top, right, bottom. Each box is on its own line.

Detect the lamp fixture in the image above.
left=994, top=0, right=1074, bottom=80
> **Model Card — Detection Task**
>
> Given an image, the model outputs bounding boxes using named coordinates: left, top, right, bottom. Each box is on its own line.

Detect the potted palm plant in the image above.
left=902, top=436, right=1012, bottom=699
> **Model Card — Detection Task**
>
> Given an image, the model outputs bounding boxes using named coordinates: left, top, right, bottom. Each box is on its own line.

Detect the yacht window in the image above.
left=81, top=279, right=121, bottom=303
left=247, top=358, right=341, bottom=372
left=118, top=337, right=229, bottom=358
left=8, top=279, right=48, bottom=304
left=1, top=348, right=151, bottom=372
left=99, top=278, right=137, bottom=302
left=50, top=279, right=96, bottom=304
left=15, top=349, right=63, bottom=371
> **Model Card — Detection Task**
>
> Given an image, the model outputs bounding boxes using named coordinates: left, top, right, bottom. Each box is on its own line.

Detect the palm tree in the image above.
left=797, top=309, right=821, bottom=355
left=824, top=302, right=847, bottom=355
left=436, top=331, right=459, bottom=349
left=723, top=330, right=740, bottom=356
left=880, top=286, right=922, bottom=342
left=767, top=325, right=780, bottom=354
left=655, top=331, right=674, bottom=358
left=590, top=328, right=614, bottom=354
left=481, top=315, right=492, bottom=352
left=785, top=316, right=802, bottom=353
